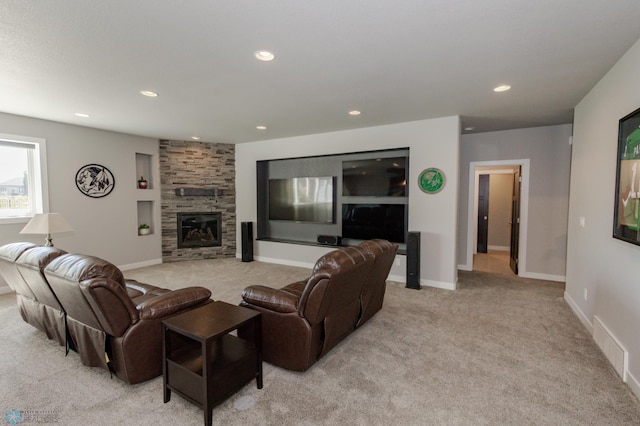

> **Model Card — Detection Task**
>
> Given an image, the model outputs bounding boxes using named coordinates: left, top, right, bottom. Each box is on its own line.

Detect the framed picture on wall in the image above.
left=613, top=106, right=640, bottom=245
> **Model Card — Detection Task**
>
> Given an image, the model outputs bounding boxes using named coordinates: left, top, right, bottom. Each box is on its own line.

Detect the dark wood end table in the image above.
left=162, top=301, right=262, bottom=426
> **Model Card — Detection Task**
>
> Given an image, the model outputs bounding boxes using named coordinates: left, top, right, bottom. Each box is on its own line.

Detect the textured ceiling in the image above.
left=1, top=1, right=640, bottom=143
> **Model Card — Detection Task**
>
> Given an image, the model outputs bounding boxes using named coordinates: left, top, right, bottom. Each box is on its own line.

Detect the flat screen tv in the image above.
left=269, top=176, right=335, bottom=223
left=342, top=156, right=407, bottom=197
left=342, top=203, right=406, bottom=243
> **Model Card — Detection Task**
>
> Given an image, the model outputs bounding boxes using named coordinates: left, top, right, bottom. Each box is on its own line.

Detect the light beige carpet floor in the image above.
left=1, top=258, right=639, bottom=425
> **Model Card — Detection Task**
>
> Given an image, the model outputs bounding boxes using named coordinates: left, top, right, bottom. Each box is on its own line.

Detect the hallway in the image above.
left=473, top=250, right=514, bottom=275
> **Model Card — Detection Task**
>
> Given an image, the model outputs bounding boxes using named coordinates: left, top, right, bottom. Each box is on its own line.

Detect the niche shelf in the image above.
left=135, top=153, right=153, bottom=190
left=137, top=200, right=154, bottom=235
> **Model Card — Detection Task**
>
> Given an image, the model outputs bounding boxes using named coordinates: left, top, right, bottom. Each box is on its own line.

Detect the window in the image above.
left=0, top=133, right=48, bottom=223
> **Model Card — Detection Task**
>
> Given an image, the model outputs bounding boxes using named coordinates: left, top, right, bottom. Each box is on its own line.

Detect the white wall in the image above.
left=566, top=36, right=640, bottom=397
left=458, top=124, right=572, bottom=279
left=236, top=117, right=461, bottom=289
left=0, top=112, right=162, bottom=291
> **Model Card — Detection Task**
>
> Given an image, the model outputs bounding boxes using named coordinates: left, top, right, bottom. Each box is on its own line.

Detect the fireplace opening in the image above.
left=177, top=212, right=222, bottom=248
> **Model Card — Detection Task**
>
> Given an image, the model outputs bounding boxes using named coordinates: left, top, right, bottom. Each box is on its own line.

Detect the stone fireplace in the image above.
left=160, top=140, right=236, bottom=262
left=177, top=212, right=222, bottom=249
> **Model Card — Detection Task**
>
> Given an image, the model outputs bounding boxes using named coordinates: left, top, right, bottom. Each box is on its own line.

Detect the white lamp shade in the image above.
left=20, top=213, right=74, bottom=235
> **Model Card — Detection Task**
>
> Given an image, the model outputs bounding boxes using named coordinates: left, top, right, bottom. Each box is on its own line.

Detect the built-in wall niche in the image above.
left=256, top=147, right=409, bottom=248
left=137, top=200, right=154, bottom=235
left=342, top=156, right=407, bottom=197
left=135, top=153, right=153, bottom=189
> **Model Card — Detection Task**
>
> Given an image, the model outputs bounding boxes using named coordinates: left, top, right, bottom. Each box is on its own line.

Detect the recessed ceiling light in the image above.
left=493, top=85, right=511, bottom=92
left=464, top=127, right=475, bottom=131
left=255, top=51, right=275, bottom=62
left=140, top=90, right=159, bottom=97
left=256, top=125, right=267, bottom=130
left=74, top=112, right=90, bottom=118
left=191, top=136, right=201, bottom=140
left=348, top=110, right=361, bottom=116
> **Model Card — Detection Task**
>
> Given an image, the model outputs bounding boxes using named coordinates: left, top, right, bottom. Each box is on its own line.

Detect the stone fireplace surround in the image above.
left=159, top=140, right=236, bottom=262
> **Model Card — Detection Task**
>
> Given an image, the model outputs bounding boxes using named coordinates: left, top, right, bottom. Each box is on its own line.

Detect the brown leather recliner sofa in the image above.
left=240, top=239, right=398, bottom=371
left=0, top=243, right=212, bottom=384
left=43, top=253, right=212, bottom=384
left=15, top=245, right=70, bottom=346
left=0, top=242, right=68, bottom=345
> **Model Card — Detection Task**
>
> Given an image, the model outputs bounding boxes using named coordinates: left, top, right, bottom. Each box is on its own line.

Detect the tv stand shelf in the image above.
left=257, top=237, right=342, bottom=248
left=256, top=237, right=406, bottom=254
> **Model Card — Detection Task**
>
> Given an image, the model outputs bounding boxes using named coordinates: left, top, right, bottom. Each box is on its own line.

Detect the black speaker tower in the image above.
left=241, top=221, right=254, bottom=262
left=406, top=231, right=421, bottom=290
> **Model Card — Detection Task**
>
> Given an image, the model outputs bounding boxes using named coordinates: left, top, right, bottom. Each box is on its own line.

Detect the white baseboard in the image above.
left=487, top=245, right=510, bottom=251
left=519, top=271, right=566, bottom=282
left=0, top=286, right=14, bottom=296
left=119, top=258, right=163, bottom=271
left=250, top=258, right=456, bottom=291
left=563, top=291, right=593, bottom=333
left=252, top=255, right=315, bottom=270
left=459, top=263, right=565, bottom=283
left=565, top=293, right=640, bottom=400
left=386, top=274, right=457, bottom=291
left=389, top=275, right=456, bottom=290
left=422, top=278, right=456, bottom=291
left=627, top=370, right=640, bottom=401
left=387, top=273, right=405, bottom=283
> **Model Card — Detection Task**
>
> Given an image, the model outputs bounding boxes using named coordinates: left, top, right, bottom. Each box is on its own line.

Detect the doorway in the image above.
left=466, top=160, right=530, bottom=276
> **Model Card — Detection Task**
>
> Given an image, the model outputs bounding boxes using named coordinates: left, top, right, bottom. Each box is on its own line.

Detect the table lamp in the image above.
left=20, top=213, right=73, bottom=247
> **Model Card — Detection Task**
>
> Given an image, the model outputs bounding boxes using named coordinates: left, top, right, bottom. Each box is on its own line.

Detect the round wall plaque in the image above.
left=75, top=164, right=115, bottom=198
left=418, top=167, right=446, bottom=194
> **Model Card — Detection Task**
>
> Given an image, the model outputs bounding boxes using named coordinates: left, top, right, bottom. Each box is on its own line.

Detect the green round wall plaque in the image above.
left=418, top=168, right=446, bottom=194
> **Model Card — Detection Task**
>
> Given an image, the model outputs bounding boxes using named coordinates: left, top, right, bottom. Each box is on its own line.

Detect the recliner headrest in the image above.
left=312, top=246, right=370, bottom=273
left=44, top=253, right=125, bottom=287
left=16, top=246, right=67, bottom=269
left=0, top=242, right=37, bottom=262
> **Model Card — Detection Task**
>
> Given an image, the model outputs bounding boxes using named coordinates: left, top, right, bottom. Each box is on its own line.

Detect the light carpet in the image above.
left=1, top=258, right=639, bottom=425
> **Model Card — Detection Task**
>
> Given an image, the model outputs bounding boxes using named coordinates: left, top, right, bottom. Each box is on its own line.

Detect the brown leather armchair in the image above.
left=43, top=253, right=212, bottom=384
left=240, top=241, right=397, bottom=372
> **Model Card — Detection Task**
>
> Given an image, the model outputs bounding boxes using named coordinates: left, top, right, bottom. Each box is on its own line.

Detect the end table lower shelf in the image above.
left=162, top=301, right=262, bottom=426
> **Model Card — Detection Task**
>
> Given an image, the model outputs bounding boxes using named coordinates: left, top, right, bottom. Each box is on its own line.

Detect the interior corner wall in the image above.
left=567, top=36, right=640, bottom=394
left=235, top=116, right=461, bottom=289
left=458, top=124, right=572, bottom=278
left=0, top=112, right=162, bottom=288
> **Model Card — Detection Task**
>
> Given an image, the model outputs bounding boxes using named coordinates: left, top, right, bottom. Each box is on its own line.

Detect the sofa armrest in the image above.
left=125, top=279, right=159, bottom=293
left=241, top=285, right=299, bottom=313
left=137, top=287, right=212, bottom=320
left=125, top=279, right=169, bottom=299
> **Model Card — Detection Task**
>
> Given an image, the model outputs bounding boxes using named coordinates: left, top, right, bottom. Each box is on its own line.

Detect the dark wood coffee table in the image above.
left=162, top=301, right=262, bottom=426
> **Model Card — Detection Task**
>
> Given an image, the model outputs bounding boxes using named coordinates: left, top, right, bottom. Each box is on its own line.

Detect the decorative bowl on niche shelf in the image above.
left=138, top=224, right=151, bottom=235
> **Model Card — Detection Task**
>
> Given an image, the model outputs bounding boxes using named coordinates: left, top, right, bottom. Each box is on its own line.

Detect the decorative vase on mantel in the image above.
left=138, top=176, right=148, bottom=189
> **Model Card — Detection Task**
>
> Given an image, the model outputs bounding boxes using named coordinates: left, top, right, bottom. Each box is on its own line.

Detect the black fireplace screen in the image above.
left=177, top=212, right=222, bottom=248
